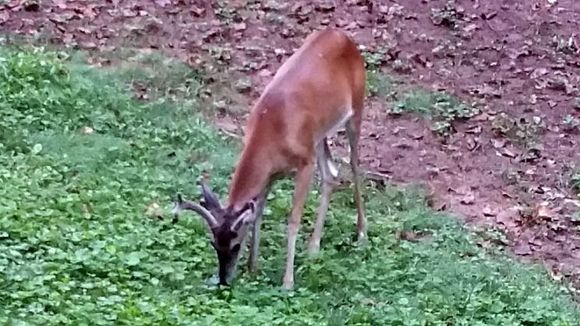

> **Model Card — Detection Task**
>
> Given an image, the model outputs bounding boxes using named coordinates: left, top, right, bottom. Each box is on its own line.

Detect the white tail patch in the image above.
left=326, top=158, right=339, bottom=179
left=316, top=108, right=353, bottom=180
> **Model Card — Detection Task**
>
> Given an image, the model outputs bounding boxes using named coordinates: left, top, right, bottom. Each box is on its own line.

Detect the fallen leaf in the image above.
left=496, top=208, right=518, bottom=228
left=391, top=141, right=414, bottom=150
left=547, top=75, right=569, bottom=92
left=191, top=5, right=206, bottom=17
left=530, top=67, right=549, bottom=79
left=501, top=191, right=514, bottom=198
left=234, top=78, right=252, bottom=93
left=519, top=147, right=542, bottom=163
left=537, top=204, right=555, bottom=220
left=81, top=126, right=95, bottom=134
left=77, top=27, right=92, bottom=34
left=387, top=3, right=405, bottom=17
left=481, top=11, right=497, bottom=20
left=258, top=69, right=272, bottom=78
left=483, top=206, right=496, bottom=217
left=499, top=148, right=517, bottom=158
left=466, top=137, right=478, bottom=151
left=392, top=126, right=406, bottom=135
left=315, top=2, right=335, bottom=12
left=472, top=112, right=491, bottom=122
left=154, top=0, right=171, bottom=7
left=82, top=203, right=92, bottom=214
left=491, top=138, right=506, bottom=148
left=32, top=143, right=43, bottom=154
left=0, top=11, right=9, bottom=24
left=564, top=199, right=580, bottom=209
left=52, top=0, right=67, bottom=9
left=465, top=125, right=482, bottom=134
left=463, top=23, right=478, bottom=33
left=450, top=185, right=469, bottom=195
left=145, top=202, right=164, bottom=219
left=550, top=268, right=563, bottom=282
left=461, top=192, right=476, bottom=205
left=514, top=242, right=533, bottom=255
left=233, top=22, right=246, bottom=31
left=80, top=41, right=97, bottom=50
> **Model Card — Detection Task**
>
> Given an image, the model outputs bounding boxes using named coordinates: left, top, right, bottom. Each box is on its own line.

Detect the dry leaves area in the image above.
left=2, top=0, right=579, bottom=286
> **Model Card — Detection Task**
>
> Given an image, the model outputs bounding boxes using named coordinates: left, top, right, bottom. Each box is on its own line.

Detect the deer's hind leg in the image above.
left=307, top=137, right=339, bottom=256
left=345, top=117, right=366, bottom=242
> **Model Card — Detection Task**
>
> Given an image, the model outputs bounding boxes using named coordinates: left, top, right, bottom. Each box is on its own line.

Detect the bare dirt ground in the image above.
left=2, top=0, right=579, bottom=287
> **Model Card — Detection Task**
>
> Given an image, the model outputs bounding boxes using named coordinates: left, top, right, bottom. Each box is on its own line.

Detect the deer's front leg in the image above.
left=282, top=162, right=315, bottom=290
left=248, top=191, right=267, bottom=273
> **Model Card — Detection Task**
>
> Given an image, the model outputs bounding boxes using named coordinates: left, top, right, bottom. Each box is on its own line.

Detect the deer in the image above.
left=171, top=28, right=367, bottom=290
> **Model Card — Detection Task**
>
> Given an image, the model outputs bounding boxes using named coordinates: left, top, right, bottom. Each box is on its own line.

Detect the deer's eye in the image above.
left=231, top=243, right=241, bottom=253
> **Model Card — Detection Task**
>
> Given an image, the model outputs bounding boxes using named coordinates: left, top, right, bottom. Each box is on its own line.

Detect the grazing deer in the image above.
left=172, top=28, right=367, bottom=289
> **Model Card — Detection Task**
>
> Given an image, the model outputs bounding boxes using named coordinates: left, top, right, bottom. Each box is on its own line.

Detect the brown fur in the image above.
left=227, top=28, right=366, bottom=210
left=175, top=28, right=367, bottom=288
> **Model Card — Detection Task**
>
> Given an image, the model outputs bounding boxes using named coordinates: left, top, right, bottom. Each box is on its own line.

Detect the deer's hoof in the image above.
left=205, top=274, right=220, bottom=286
left=307, top=238, right=321, bottom=256
left=281, top=284, right=294, bottom=291
left=281, top=278, right=294, bottom=291
left=356, top=233, right=368, bottom=246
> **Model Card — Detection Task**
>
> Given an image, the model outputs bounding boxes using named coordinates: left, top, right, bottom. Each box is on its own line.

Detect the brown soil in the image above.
left=2, top=0, right=579, bottom=287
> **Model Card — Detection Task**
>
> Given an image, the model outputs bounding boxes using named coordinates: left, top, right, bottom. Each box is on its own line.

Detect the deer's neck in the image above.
left=227, top=140, right=273, bottom=211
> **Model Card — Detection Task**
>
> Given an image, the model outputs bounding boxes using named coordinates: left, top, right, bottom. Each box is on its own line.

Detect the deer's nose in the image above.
left=218, top=271, right=231, bottom=286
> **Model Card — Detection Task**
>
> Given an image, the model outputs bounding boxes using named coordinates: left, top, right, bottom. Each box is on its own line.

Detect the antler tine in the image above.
left=172, top=193, right=219, bottom=227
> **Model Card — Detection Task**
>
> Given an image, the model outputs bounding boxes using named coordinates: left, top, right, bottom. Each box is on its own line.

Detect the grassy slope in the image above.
left=0, top=47, right=578, bottom=325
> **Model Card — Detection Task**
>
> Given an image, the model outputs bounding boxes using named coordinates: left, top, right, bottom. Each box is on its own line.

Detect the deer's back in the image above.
left=243, top=28, right=365, bottom=170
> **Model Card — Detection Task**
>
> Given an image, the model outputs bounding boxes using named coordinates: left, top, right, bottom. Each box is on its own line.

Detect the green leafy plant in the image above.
left=571, top=170, right=580, bottom=195
left=552, top=35, right=578, bottom=54
left=491, top=112, right=544, bottom=148
left=431, top=0, right=464, bottom=30
left=366, top=70, right=397, bottom=98
left=392, top=89, right=479, bottom=136
left=562, top=114, right=579, bottom=133
left=362, top=48, right=390, bottom=70
left=0, top=46, right=578, bottom=325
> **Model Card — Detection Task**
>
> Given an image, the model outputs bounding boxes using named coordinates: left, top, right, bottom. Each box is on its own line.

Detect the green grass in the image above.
left=366, top=70, right=397, bottom=99
left=571, top=170, right=580, bottom=195
left=392, top=88, right=479, bottom=136
left=364, top=64, right=479, bottom=137
left=100, top=49, right=203, bottom=101
left=490, top=112, right=545, bottom=151
left=1, top=46, right=579, bottom=325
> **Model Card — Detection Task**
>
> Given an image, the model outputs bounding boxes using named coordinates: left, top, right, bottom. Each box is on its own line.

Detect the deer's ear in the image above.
left=230, top=200, right=256, bottom=232
left=200, top=180, right=222, bottom=211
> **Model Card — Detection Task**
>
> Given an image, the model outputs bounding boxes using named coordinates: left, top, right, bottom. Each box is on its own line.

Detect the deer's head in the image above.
left=171, top=182, right=257, bottom=286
